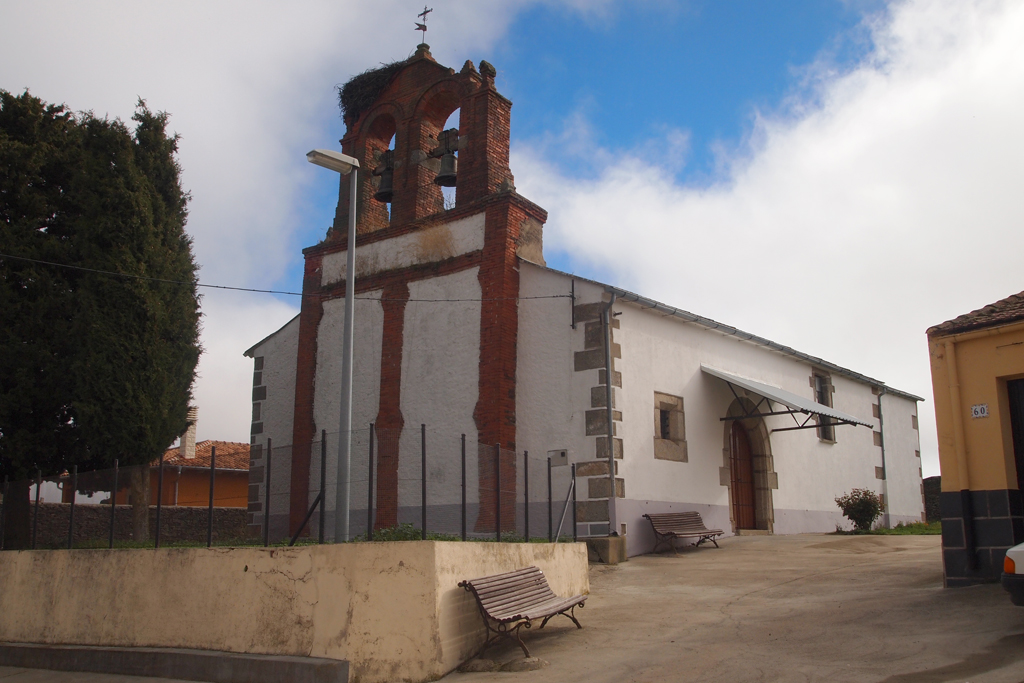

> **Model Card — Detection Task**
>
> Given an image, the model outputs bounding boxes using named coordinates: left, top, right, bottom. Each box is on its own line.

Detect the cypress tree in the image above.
left=0, top=91, right=201, bottom=547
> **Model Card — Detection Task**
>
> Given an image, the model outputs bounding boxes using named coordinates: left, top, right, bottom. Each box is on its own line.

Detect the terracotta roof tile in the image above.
left=929, top=288, right=1024, bottom=335
left=928, top=290, right=1024, bottom=337
left=157, top=440, right=251, bottom=471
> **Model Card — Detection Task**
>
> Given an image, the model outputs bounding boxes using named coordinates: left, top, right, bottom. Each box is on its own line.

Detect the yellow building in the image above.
left=928, top=290, right=1024, bottom=586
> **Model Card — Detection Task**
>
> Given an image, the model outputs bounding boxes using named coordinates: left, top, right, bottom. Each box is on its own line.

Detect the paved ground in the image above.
left=451, top=535, right=1024, bottom=683
left=3, top=534, right=1022, bottom=682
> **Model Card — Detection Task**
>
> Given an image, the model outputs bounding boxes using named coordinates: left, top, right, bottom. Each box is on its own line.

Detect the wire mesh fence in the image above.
left=275, top=426, right=579, bottom=545
left=0, top=424, right=581, bottom=551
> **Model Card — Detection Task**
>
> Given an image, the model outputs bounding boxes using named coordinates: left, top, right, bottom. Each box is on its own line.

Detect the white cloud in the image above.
left=191, top=292, right=298, bottom=443
left=514, top=0, right=1024, bottom=477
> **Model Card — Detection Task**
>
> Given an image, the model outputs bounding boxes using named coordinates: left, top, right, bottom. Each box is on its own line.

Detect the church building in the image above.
left=244, top=45, right=924, bottom=557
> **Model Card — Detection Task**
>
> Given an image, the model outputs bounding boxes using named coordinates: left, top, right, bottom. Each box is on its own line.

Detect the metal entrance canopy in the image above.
left=701, top=364, right=873, bottom=432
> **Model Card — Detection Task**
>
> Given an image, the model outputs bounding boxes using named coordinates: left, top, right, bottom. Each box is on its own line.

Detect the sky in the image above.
left=2, top=0, right=1023, bottom=478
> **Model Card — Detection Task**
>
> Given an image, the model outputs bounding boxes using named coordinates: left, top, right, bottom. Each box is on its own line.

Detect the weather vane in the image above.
left=415, top=6, right=433, bottom=42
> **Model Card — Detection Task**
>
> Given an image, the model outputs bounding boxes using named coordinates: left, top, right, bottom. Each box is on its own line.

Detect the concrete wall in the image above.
left=0, top=541, right=588, bottom=683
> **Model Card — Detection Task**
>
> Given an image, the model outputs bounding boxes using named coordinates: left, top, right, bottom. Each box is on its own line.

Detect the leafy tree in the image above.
left=835, top=488, right=883, bottom=532
left=0, top=91, right=201, bottom=547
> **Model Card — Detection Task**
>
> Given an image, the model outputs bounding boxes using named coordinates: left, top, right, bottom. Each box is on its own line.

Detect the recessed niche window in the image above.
left=812, top=372, right=836, bottom=443
left=653, top=392, right=687, bottom=462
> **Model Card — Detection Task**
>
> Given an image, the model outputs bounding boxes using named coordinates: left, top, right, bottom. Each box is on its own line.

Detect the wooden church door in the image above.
left=731, top=422, right=756, bottom=530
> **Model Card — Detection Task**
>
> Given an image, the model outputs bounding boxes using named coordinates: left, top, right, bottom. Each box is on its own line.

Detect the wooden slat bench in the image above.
left=643, top=511, right=724, bottom=553
left=458, top=566, right=587, bottom=658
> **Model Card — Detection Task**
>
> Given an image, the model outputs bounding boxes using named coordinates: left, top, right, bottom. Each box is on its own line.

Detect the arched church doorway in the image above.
left=722, top=396, right=777, bottom=533
left=730, top=422, right=756, bottom=529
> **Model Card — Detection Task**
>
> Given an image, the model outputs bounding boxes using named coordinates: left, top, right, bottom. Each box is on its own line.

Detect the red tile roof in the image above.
left=157, top=440, right=251, bottom=471
left=928, top=290, right=1024, bottom=337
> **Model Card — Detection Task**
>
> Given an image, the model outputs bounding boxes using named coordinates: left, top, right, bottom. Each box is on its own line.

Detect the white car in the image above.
left=1002, top=542, right=1024, bottom=605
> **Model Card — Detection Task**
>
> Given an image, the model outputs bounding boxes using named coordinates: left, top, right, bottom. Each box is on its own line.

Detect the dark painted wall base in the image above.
left=0, top=642, right=348, bottom=683
left=941, top=489, right=1024, bottom=587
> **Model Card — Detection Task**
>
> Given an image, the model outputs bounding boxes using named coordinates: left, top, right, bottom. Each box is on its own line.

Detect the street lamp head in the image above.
left=306, top=149, right=360, bottom=175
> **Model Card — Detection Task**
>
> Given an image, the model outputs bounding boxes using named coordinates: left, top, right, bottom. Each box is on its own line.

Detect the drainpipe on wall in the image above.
left=603, top=292, right=618, bottom=536
left=945, top=338, right=975, bottom=570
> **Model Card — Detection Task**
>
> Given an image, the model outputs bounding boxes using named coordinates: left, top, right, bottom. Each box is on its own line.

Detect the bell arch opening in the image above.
left=722, top=396, right=776, bottom=533
left=361, top=111, right=397, bottom=231
left=414, top=86, right=462, bottom=215
left=439, top=108, right=460, bottom=210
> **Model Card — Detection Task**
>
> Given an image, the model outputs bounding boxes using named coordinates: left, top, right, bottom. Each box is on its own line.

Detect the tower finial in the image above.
left=415, top=6, right=433, bottom=43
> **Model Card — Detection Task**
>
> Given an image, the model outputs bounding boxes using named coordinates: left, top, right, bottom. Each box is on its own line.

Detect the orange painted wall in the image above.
left=929, top=320, right=1024, bottom=491
left=113, top=470, right=248, bottom=508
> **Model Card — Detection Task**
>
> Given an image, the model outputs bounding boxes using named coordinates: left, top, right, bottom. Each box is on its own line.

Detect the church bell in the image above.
left=373, top=150, right=394, bottom=203
left=434, top=152, right=457, bottom=187
left=432, top=128, right=458, bottom=187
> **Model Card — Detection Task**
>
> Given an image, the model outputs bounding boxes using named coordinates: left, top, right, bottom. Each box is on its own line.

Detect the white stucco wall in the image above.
left=515, top=264, right=922, bottom=555
left=312, top=290, right=384, bottom=537
left=321, top=212, right=486, bottom=287
left=613, top=297, right=922, bottom=550
left=516, top=264, right=604, bottom=537
left=880, top=393, right=924, bottom=524
left=397, top=269, right=482, bottom=521
left=247, top=314, right=300, bottom=539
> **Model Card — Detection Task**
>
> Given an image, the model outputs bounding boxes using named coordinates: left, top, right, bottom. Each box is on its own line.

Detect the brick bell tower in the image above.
left=288, top=44, right=547, bottom=535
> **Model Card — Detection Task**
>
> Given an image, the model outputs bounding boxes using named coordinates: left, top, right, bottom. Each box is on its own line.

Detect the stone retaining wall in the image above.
left=0, top=541, right=589, bottom=683
left=0, top=503, right=248, bottom=548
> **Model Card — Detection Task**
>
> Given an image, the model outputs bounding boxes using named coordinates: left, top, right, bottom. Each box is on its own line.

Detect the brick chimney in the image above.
left=179, top=406, right=198, bottom=459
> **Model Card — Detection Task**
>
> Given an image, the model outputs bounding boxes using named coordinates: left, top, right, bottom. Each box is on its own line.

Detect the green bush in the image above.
left=835, top=488, right=882, bottom=531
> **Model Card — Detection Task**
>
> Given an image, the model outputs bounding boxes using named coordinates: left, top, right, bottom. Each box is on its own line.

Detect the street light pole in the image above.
left=306, top=149, right=360, bottom=543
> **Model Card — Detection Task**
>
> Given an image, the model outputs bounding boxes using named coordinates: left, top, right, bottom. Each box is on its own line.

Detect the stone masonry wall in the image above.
left=0, top=503, right=248, bottom=548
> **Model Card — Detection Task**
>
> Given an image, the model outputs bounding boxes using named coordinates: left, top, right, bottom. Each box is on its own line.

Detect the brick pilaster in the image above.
left=288, top=253, right=324, bottom=537
left=374, top=281, right=410, bottom=528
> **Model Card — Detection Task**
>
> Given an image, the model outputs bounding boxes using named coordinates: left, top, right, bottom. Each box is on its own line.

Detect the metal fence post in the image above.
left=547, top=457, right=553, bottom=542
left=1, top=475, right=8, bottom=550
left=109, top=460, right=118, bottom=549
left=421, top=424, right=427, bottom=540
left=495, top=443, right=501, bottom=542
left=321, top=429, right=329, bottom=544
left=155, top=453, right=165, bottom=549
left=264, top=438, right=272, bottom=547
left=207, top=445, right=216, bottom=547
left=67, top=465, right=77, bottom=549
left=524, top=451, right=530, bottom=542
left=32, top=469, right=41, bottom=549
left=571, top=463, right=578, bottom=543
left=461, top=434, right=466, bottom=542
left=366, top=425, right=374, bottom=541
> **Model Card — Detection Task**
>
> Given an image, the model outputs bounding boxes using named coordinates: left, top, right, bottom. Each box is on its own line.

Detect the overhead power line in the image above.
left=0, top=253, right=572, bottom=303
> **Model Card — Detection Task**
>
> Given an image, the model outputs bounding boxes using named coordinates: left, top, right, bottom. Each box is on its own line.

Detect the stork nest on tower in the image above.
left=338, top=59, right=408, bottom=126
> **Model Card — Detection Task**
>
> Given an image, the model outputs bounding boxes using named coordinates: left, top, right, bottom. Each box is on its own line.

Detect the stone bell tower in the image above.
left=287, top=44, right=548, bottom=536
